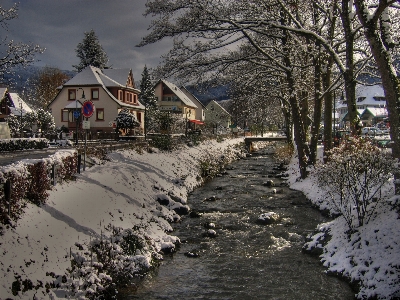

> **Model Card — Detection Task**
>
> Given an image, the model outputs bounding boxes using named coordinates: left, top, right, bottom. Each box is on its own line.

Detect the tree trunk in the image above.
left=322, top=56, right=334, bottom=163
left=341, top=0, right=358, bottom=135
left=309, top=55, right=323, bottom=165
left=354, top=0, right=400, bottom=194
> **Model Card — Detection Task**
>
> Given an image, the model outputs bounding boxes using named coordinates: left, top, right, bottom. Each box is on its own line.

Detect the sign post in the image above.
left=81, top=101, right=95, bottom=171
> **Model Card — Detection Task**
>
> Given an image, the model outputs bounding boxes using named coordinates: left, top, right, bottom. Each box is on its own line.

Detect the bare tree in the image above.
left=353, top=0, right=400, bottom=194
left=0, top=3, right=44, bottom=80
left=31, top=66, right=71, bottom=109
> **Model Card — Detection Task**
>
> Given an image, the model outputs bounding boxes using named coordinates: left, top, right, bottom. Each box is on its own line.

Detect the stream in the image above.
left=130, top=145, right=355, bottom=299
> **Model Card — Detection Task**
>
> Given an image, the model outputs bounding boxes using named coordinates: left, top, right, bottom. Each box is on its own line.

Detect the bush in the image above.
left=314, top=137, right=395, bottom=230
left=274, top=143, right=294, bottom=165
left=0, top=138, right=49, bottom=152
left=149, top=134, right=175, bottom=151
left=0, top=152, right=78, bottom=226
left=60, top=225, right=162, bottom=299
left=27, top=162, right=50, bottom=205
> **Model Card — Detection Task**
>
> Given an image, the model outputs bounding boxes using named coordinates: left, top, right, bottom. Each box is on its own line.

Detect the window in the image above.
left=137, top=112, right=142, bottom=122
left=118, top=90, right=123, bottom=100
left=127, top=93, right=133, bottom=103
left=96, top=108, right=104, bottom=121
left=357, top=97, right=366, bottom=102
left=91, top=88, right=99, bottom=100
left=61, top=109, right=69, bottom=122
left=373, top=96, right=385, bottom=101
left=68, top=89, right=76, bottom=100
left=133, top=94, right=137, bottom=104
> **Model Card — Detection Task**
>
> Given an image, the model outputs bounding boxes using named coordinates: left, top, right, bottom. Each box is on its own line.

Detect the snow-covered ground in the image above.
left=0, top=137, right=245, bottom=299
left=287, top=146, right=400, bottom=300
left=1, top=139, right=399, bottom=299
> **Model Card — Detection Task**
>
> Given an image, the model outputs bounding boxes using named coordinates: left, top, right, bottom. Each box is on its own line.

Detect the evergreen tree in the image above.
left=139, top=65, right=157, bottom=108
left=115, top=109, right=140, bottom=135
left=73, top=29, right=109, bottom=72
left=139, top=65, right=159, bottom=136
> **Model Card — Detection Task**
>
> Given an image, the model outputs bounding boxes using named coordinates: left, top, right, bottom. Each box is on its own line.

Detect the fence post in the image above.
left=77, top=154, right=81, bottom=174
left=4, top=179, right=11, bottom=216
left=51, top=164, right=57, bottom=186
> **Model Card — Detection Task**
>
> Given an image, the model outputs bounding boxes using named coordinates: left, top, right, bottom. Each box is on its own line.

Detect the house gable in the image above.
left=48, top=66, right=145, bottom=134
left=154, top=80, right=198, bottom=114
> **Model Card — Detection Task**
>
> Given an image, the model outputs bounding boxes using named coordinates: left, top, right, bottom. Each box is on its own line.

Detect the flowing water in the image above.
left=130, top=146, right=355, bottom=299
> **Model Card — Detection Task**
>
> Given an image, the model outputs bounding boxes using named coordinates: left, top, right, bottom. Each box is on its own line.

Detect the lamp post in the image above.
left=19, top=101, right=23, bottom=137
left=185, top=109, right=191, bottom=136
left=144, top=104, right=147, bottom=140
left=75, top=88, right=85, bottom=145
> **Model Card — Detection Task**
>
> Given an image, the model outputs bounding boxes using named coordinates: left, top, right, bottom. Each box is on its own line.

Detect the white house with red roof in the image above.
left=48, top=66, right=145, bottom=138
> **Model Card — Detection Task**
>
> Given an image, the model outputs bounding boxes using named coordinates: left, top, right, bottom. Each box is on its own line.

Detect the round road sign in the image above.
left=82, top=100, right=95, bottom=118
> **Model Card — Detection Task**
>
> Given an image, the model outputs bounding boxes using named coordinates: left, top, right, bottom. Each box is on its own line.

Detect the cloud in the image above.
left=1, top=0, right=168, bottom=76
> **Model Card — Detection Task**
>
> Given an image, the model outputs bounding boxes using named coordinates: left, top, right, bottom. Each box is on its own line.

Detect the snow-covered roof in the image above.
left=337, top=84, right=386, bottom=109
left=0, top=88, right=7, bottom=98
left=8, top=93, right=33, bottom=116
left=64, top=100, right=83, bottom=109
left=180, top=86, right=207, bottom=109
left=361, top=107, right=388, bottom=118
left=61, top=66, right=144, bottom=110
left=207, top=100, right=231, bottom=116
left=64, top=66, right=140, bottom=91
left=160, top=80, right=198, bottom=108
left=339, top=109, right=364, bottom=122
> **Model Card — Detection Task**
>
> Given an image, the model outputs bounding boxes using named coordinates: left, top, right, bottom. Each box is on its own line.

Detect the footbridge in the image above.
left=244, top=134, right=287, bottom=152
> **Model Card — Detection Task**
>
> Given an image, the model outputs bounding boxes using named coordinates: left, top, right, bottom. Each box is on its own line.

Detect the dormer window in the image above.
left=373, top=96, right=385, bottom=101
left=357, top=97, right=366, bottom=102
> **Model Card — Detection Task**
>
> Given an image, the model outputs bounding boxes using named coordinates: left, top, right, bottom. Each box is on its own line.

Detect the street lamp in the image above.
left=185, top=109, right=191, bottom=136
left=19, top=101, right=23, bottom=137
left=75, top=88, right=85, bottom=145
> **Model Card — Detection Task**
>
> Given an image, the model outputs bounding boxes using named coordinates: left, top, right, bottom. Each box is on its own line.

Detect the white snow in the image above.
left=288, top=145, right=400, bottom=300
left=0, top=138, right=245, bottom=299
left=0, top=139, right=399, bottom=299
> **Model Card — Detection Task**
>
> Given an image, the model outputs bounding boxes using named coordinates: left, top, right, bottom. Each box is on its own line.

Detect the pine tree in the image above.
left=73, top=29, right=109, bottom=72
left=139, top=65, right=158, bottom=137
left=139, top=65, right=157, bottom=109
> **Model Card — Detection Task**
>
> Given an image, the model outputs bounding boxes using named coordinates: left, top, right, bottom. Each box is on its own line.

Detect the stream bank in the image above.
left=130, top=144, right=355, bottom=299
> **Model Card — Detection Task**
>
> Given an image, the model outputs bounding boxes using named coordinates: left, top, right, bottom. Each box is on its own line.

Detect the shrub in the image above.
left=314, top=137, right=395, bottom=230
left=60, top=225, right=162, bottom=299
left=0, top=152, right=77, bottom=226
left=274, top=143, right=294, bottom=165
left=149, top=134, right=175, bottom=151
left=27, top=162, right=50, bottom=205
left=0, top=138, right=49, bottom=152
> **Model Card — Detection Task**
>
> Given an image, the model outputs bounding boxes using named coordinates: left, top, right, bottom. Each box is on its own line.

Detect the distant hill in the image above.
left=183, top=84, right=230, bottom=105
left=2, top=66, right=75, bottom=94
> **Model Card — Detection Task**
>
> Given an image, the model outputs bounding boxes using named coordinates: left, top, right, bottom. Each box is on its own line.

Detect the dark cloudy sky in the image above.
left=2, top=0, right=171, bottom=77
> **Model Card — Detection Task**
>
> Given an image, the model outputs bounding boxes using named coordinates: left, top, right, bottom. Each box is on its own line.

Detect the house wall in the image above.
left=154, top=83, right=195, bottom=120
left=49, top=86, right=121, bottom=134
left=205, top=101, right=231, bottom=128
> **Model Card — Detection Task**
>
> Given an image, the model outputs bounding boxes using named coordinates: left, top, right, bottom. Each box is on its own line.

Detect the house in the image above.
left=48, top=66, right=145, bottom=138
left=205, top=100, right=231, bottom=131
left=336, top=84, right=387, bottom=127
left=0, top=87, right=33, bottom=120
left=0, top=87, right=33, bottom=138
left=154, top=80, right=198, bottom=122
left=180, top=86, right=206, bottom=129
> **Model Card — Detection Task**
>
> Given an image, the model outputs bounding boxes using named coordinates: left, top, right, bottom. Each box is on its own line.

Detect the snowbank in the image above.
left=287, top=145, right=400, bottom=299
left=0, top=137, right=245, bottom=299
